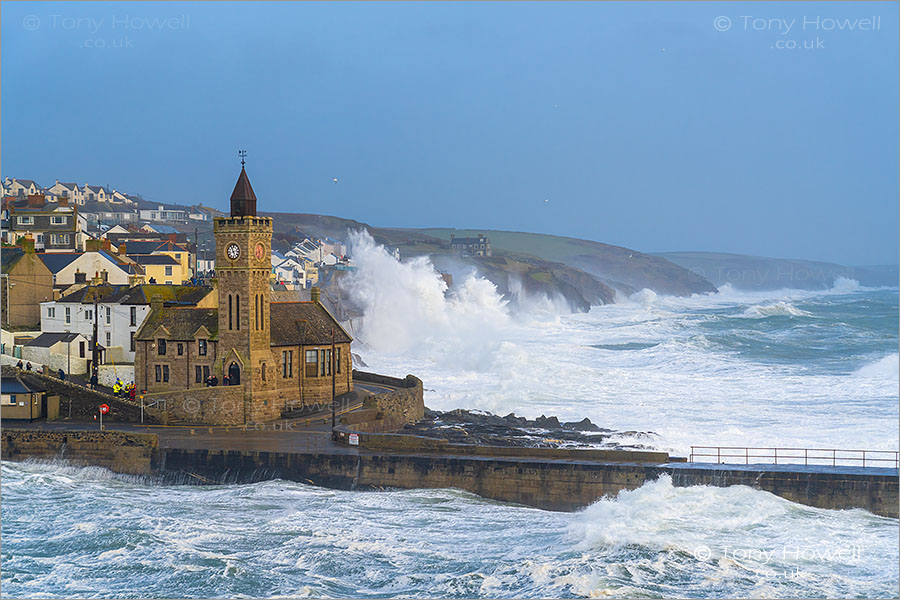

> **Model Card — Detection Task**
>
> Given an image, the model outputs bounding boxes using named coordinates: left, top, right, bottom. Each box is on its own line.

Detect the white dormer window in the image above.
left=51, top=216, right=67, bottom=225
left=17, top=216, right=33, bottom=225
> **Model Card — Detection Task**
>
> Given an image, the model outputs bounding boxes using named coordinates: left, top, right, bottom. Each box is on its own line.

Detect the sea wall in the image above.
left=667, top=463, right=900, bottom=519
left=2, top=429, right=896, bottom=517
left=345, top=371, right=424, bottom=432
left=1, top=429, right=157, bottom=475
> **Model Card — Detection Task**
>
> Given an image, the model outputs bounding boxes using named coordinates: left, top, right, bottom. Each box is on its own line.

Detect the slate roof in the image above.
left=57, top=284, right=126, bottom=303
left=129, top=254, right=178, bottom=265
left=269, top=302, right=352, bottom=347
left=1, top=376, right=44, bottom=394
left=38, top=250, right=131, bottom=274
left=135, top=307, right=218, bottom=341
left=25, top=332, right=83, bottom=347
left=37, top=253, right=82, bottom=273
left=103, top=284, right=212, bottom=306
left=230, top=167, right=257, bottom=217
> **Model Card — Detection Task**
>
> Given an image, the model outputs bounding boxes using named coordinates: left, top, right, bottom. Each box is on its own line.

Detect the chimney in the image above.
left=150, top=294, right=163, bottom=312
left=91, top=271, right=102, bottom=285
left=27, top=194, right=44, bottom=208
left=310, top=287, right=320, bottom=304
left=100, top=269, right=109, bottom=284
left=16, top=236, right=35, bottom=253
left=58, top=197, right=69, bottom=207
left=74, top=270, right=87, bottom=284
left=118, top=243, right=127, bottom=255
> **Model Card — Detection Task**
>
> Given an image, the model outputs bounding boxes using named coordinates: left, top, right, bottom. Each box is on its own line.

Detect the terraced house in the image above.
left=133, top=165, right=352, bottom=424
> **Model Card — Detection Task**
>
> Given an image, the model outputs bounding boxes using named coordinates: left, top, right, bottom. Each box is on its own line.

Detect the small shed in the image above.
left=1, top=375, right=55, bottom=420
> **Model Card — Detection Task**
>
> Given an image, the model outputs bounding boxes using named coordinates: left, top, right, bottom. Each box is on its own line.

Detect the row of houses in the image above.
left=3, top=177, right=140, bottom=206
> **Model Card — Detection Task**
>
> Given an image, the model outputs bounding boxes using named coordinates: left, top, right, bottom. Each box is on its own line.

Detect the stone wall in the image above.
left=11, top=366, right=160, bottom=423
left=344, top=371, right=424, bottom=432
left=162, top=449, right=899, bottom=517
left=2, top=429, right=158, bottom=475
left=140, top=385, right=245, bottom=425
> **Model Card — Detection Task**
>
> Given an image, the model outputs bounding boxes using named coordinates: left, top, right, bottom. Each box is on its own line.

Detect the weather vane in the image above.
left=238, top=149, right=247, bottom=167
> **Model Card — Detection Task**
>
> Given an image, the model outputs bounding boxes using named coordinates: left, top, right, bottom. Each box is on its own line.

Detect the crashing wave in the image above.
left=742, top=301, right=812, bottom=318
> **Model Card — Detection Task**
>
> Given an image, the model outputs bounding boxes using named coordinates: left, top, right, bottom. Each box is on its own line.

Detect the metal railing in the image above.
left=689, top=446, right=899, bottom=469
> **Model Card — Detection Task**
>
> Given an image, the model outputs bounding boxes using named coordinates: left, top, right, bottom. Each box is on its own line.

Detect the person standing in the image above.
left=90, top=371, right=99, bottom=390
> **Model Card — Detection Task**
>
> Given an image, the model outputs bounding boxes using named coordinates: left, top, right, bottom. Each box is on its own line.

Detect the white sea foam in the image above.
left=854, top=354, right=900, bottom=380
left=742, top=301, right=812, bottom=318
left=344, top=236, right=898, bottom=456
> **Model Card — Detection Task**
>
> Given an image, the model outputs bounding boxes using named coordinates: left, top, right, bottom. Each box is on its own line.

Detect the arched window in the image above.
left=255, top=294, right=260, bottom=330
left=228, top=294, right=233, bottom=330
left=235, top=295, right=240, bottom=330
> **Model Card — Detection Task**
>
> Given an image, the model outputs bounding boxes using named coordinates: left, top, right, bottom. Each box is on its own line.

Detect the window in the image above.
left=85, top=309, right=93, bottom=321
left=65, top=307, right=71, bottom=324
left=177, top=343, right=184, bottom=356
left=105, top=332, right=111, bottom=347
left=195, top=365, right=202, bottom=384
left=325, top=349, right=333, bottom=376
left=255, top=295, right=260, bottom=330
left=2, top=395, right=15, bottom=406
left=235, top=295, right=240, bottom=330
left=305, top=350, right=318, bottom=378
left=336, top=347, right=341, bottom=374
left=282, top=350, right=293, bottom=378
left=79, top=341, right=85, bottom=358
left=319, top=349, right=326, bottom=377
left=47, top=307, right=55, bottom=318
left=165, top=266, right=173, bottom=277
left=175, top=253, right=181, bottom=260
left=261, top=363, right=267, bottom=382
left=50, top=216, right=67, bottom=225
left=228, top=295, right=233, bottom=330
left=16, top=216, right=33, bottom=225
left=50, top=234, right=70, bottom=245
left=198, top=339, right=207, bottom=356
left=105, top=307, right=111, bottom=325
left=130, top=306, right=137, bottom=326
left=157, top=339, right=166, bottom=355
left=36, top=233, right=44, bottom=244
left=203, top=365, right=210, bottom=381
left=155, top=365, right=162, bottom=382
left=163, top=365, right=169, bottom=382
left=129, top=331, right=135, bottom=352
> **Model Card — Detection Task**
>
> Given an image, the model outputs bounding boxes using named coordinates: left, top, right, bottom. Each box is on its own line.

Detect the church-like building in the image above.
left=134, top=165, right=352, bottom=424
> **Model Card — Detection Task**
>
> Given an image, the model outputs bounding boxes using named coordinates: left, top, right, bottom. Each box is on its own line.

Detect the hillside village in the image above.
left=0, top=175, right=361, bottom=387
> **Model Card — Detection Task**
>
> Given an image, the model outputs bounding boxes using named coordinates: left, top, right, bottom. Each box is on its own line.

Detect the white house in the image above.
left=139, top=206, right=187, bottom=222
left=4, top=178, right=43, bottom=198
left=21, top=332, right=93, bottom=375
left=39, top=251, right=142, bottom=286
left=47, top=181, right=85, bottom=205
left=272, top=258, right=308, bottom=288
left=83, top=185, right=111, bottom=203
left=40, top=284, right=215, bottom=364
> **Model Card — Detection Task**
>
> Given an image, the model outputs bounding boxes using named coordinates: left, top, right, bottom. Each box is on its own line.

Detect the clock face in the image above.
left=255, top=243, right=266, bottom=261
left=226, top=243, right=241, bottom=260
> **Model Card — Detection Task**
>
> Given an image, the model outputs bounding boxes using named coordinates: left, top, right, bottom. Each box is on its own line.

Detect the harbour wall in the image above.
left=2, top=428, right=896, bottom=517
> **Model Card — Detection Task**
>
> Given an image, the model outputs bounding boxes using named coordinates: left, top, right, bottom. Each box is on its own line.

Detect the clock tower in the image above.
left=213, top=158, right=273, bottom=421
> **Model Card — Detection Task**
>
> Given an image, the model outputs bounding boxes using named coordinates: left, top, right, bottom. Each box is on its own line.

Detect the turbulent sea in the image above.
left=3, top=236, right=898, bottom=598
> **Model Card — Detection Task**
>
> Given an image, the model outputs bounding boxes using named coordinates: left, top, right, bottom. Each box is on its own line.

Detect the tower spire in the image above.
left=230, top=152, right=257, bottom=218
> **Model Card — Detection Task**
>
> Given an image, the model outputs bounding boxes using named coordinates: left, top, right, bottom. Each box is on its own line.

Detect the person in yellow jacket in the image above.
left=112, top=380, right=123, bottom=397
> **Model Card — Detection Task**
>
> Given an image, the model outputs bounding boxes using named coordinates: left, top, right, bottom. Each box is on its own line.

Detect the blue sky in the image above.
left=2, top=1, right=897, bottom=265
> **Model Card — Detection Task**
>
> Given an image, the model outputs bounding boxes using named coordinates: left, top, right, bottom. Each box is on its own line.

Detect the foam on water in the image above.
left=341, top=237, right=898, bottom=455
left=2, top=462, right=897, bottom=599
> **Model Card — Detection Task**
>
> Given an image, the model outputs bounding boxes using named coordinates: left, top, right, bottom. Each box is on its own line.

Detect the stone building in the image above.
left=133, top=165, right=353, bottom=424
